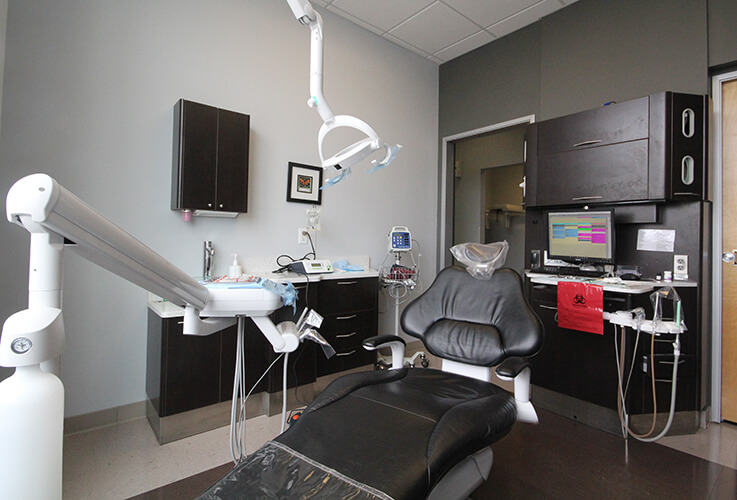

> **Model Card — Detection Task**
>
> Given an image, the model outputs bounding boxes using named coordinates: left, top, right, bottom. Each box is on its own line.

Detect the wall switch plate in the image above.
left=674, top=254, right=688, bottom=280
left=297, top=228, right=309, bottom=245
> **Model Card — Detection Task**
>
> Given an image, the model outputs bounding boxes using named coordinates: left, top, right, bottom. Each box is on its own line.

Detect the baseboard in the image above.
left=64, top=400, right=148, bottom=435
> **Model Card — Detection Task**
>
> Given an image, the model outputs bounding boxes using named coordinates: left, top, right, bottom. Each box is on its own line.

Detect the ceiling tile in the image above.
left=487, top=0, right=562, bottom=38
left=330, top=0, right=434, bottom=32
left=389, top=2, right=480, bottom=55
left=434, top=30, right=495, bottom=61
left=326, top=5, right=385, bottom=36
left=382, top=33, right=432, bottom=58
left=443, top=0, right=539, bottom=27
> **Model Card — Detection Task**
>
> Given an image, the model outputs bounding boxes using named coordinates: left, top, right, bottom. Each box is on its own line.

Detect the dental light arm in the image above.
left=286, top=0, right=401, bottom=182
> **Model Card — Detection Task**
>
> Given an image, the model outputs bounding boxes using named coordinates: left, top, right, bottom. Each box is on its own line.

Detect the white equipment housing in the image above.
left=0, top=174, right=301, bottom=499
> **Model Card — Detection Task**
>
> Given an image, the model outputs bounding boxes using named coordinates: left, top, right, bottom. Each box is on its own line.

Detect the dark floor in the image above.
left=130, top=409, right=737, bottom=499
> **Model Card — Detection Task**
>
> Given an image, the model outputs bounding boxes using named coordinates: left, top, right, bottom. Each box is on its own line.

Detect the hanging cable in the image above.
left=230, top=315, right=286, bottom=464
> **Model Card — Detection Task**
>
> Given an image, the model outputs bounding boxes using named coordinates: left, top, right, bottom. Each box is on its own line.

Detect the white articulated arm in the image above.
left=1, top=173, right=301, bottom=499
left=285, top=0, right=400, bottom=180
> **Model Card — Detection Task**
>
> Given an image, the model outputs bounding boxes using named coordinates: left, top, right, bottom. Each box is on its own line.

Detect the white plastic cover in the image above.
left=450, top=241, right=509, bottom=280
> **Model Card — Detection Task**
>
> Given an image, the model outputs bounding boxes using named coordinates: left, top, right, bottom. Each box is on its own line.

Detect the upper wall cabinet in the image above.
left=524, top=92, right=706, bottom=208
left=171, top=99, right=250, bottom=216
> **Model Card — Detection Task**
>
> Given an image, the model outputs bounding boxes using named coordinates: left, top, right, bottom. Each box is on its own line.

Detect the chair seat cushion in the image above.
left=275, top=368, right=517, bottom=499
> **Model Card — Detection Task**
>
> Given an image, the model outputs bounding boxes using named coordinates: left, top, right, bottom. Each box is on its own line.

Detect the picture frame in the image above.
left=287, top=162, right=323, bottom=204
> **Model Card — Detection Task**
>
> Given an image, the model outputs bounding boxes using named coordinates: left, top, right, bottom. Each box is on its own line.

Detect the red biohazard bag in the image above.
left=557, top=281, right=604, bottom=334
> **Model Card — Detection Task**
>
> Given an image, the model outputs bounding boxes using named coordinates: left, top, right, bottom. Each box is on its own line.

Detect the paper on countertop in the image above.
left=637, top=229, right=676, bottom=252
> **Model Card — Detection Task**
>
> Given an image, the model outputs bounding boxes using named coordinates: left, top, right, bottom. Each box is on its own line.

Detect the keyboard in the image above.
left=537, top=266, right=605, bottom=278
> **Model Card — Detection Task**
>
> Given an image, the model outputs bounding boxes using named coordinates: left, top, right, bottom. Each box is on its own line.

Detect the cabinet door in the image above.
left=161, top=317, right=221, bottom=416
left=536, top=140, right=649, bottom=206
left=172, top=100, right=218, bottom=211
left=537, top=97, right=649, bottom=154
left=668, top=93, right=706, bottom=200
left=215, top=108, right=250, bottom=213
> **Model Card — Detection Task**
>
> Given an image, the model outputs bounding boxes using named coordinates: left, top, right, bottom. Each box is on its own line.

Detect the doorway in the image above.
left=439, top=115, right=535, bottom=271
left=712, top=70, right=737, bottom=423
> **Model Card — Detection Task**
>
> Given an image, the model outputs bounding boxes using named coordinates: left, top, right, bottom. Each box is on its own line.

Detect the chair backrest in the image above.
left=400, top=266, right=543, bottom=367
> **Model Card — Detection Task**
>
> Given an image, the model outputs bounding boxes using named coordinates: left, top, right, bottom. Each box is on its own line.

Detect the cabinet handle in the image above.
left=682, top=108, right=695, bottom=138
left=336, top=314, right=357, bottom=320
left=673, top=192, right=699, bottom=197
left=539, top=305, right=557, bottom=311
left=681, top=156, right=695, bottom=185
left=207, top=203, right=212, bottom=208
left=658, top=359, right=686, bottom=365
left=336, top=332, right=357, bottom=338
left=337, top=281, right=358, bottom=286
left=219, top=203, right=224, bottom=209
left=336, top=350, right=356, bottom=357
left=294, top=285, right=307, bottom=290
left=572, top=139, right=602, bottom=148
left=571, top=196, right=602, bottom=201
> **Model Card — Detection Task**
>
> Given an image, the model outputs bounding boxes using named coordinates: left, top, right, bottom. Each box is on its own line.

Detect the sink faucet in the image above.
left=203, top=240, right=214, bottom=281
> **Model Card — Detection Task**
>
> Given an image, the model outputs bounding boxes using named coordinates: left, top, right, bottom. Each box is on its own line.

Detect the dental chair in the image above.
left=199, top=266, right=544, bottom=499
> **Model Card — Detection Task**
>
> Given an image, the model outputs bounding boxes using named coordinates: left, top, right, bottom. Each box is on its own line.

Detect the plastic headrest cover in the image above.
left=450, top=241, right=509, bottom=279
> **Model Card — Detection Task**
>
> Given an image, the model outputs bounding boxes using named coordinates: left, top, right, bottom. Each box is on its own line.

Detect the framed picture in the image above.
left=287, top=162, right=323, bottom=204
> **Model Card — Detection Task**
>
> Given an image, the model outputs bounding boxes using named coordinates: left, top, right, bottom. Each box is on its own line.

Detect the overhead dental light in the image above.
left=286, top=0, right=401, bottom=187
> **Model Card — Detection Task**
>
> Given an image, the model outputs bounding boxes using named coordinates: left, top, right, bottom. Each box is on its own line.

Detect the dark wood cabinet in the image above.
left=171, top=99, right=250, bottom=214
left=146, top=275, right=379, bottom=438
left=525, top=92, right=706, bottom=208
left=316, top=278, right=378, bottom=377
left=526, top=280, right=702, bottom=416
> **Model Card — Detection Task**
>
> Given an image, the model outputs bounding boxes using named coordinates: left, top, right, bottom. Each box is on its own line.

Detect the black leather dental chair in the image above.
left=199, top=266, right=544, bottom=500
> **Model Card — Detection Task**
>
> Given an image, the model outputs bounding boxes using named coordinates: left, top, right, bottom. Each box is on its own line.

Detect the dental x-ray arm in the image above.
left=3, top=174, right=299, bottom=356
left=286, top=0, right=401, bottom=181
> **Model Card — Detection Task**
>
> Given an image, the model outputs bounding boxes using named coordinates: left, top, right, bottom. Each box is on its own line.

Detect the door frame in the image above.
left=711, top=69, right=737, bottom=422
left=439, top=115, right=535, bottom=271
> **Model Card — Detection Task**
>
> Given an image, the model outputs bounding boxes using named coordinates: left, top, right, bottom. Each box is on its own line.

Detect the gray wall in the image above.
left=0, top=1, right=438, bottom=417
left=440, top=0, right=719, bottom=140
left=708, top=0, right=737, bottom=69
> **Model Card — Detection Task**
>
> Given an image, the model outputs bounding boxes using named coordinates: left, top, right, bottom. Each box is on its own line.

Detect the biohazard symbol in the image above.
left=573, top=294, right=586, bottom=305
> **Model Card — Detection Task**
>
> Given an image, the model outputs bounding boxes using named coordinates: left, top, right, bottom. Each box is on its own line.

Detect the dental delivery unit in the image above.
left=0, top=174, right=331, bottom=499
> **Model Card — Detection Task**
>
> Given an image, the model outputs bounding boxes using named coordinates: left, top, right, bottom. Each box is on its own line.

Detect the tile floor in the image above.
left=62, top=409, right=737, bottom=500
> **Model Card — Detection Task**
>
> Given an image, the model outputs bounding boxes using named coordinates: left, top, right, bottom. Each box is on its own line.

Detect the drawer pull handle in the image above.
left=294, top=285, right=307, bottom=290
left=336, top=350, right=356, bottom=357
left=336, top=314, right=357, bottom=320
left=336, top=332, right=357, bottom=338
left=673, top=192, right=699, bottom=196
left=337, top=281, right=358, bottom=285
left=572, top=139, right=602, bottom=148
left=658, top=359, right=686, bottom=365
left=682, top=108, right=695, bottom=138
left=571, top=196, right=602, bottom=201
left=539, top=305, right=557, bottom=311
left=681, top=156, right=695, bottom=185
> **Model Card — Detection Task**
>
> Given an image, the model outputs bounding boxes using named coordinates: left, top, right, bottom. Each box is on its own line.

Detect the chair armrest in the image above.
left=495, top=357, right=530, bottom=379
left=495, top=357, right=538, bottom=424
left=362, top=335, right=406, bottom=350
left=362, top=335, right=406, bottom=370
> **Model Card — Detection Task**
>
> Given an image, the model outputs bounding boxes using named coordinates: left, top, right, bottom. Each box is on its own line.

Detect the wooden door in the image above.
left=722, top=78, right=737, bottom=423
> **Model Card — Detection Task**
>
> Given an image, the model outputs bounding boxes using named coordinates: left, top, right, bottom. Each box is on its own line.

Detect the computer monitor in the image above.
left=547, top=210, right=615, bottom=265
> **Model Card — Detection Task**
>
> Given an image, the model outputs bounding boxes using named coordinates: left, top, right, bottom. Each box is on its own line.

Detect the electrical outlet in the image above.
left=297, top=228, right=309, bottom=245
left=674, top=254, right=688, bottom=280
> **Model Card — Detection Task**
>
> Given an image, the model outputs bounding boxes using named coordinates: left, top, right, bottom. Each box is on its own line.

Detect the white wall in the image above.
left=0, top=0, right=438, bottom=417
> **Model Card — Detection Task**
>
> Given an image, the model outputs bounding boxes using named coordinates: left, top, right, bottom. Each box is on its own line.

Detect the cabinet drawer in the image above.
left=322, top=310, right=376, bottom=334
left=536, top=139, right=649, bottom=206
left=318, top=278, right=378, bottom=314
left=323, top=326, right=375, bottom=353
left=538, top=97, right=649, bottom=154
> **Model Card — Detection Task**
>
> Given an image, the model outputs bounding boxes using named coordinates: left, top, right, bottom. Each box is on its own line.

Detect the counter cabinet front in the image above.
left=145, top=274, right=379, bottom=443
left=525, top=277, right=703, bottom=433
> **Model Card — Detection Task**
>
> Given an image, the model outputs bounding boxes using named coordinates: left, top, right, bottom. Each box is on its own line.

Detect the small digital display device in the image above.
left=389, top=226, right=412, bottom=252
left=547, top=210, right=615, bottom=265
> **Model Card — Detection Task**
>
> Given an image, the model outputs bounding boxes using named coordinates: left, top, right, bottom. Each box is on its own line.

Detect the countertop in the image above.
left=148, top=261, right=379, bottom=319
left=525, top=271, right=697, bottom=295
